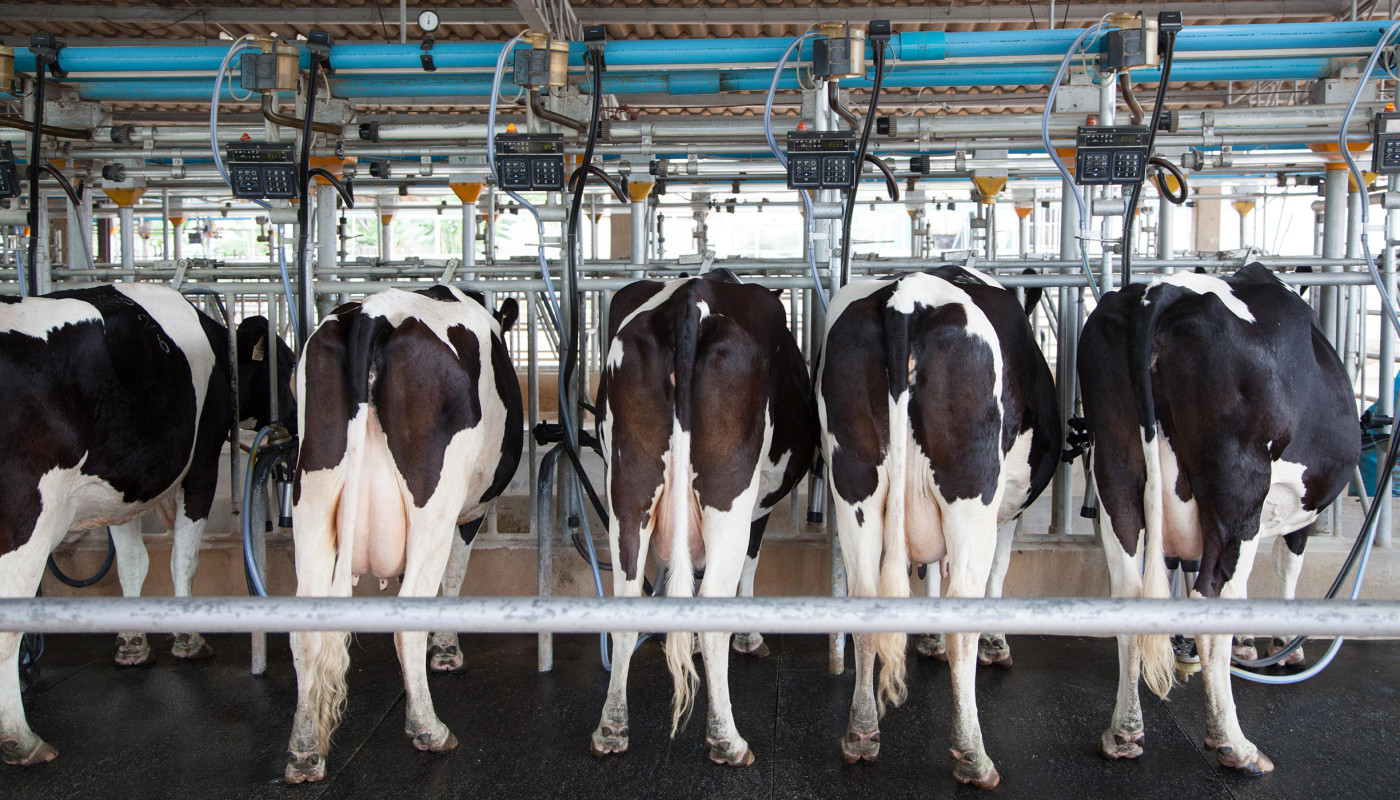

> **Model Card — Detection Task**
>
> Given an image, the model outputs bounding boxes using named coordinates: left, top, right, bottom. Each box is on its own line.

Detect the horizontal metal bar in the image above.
left=3, top=596, right=1397, bottom=636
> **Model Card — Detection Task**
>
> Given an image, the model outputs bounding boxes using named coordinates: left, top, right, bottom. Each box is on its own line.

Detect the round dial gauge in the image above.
left=418, top=9, right=440, bottom=33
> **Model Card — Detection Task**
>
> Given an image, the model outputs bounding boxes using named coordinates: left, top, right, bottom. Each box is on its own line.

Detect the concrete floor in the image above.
left=7, top=631, right=1398, bottom=799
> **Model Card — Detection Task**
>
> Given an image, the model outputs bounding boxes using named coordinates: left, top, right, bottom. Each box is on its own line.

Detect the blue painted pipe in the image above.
left=71, top=55, right=1338, bottom=101
left=10, top=21, right=1395, bottom=74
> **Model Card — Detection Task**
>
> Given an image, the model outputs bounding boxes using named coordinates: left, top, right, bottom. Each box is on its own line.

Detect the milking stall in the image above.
left=6, top=1, right=1400, bottom=797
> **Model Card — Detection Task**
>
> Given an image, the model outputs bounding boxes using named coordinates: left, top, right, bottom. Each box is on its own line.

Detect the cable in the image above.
left=25, top=59, right=46, bottom=296
left=838, top=41, right=887, bottom=289
left=763, top=31, right=827, bottom=310
left=1148, top=156, right=1189, bottom=206
left=1121, top=27, right=1180, bottom=286
left=46, top=529, right=115, bottom=588
left=241, top=425, right=275, bottom=597
left=1041, top=23, right=1107, bottom=301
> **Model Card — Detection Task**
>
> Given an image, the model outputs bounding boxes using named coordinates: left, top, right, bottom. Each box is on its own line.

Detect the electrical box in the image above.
left=786, top=131, right=857, bottom=190
left=225, top=142, right=298, bottom=200
left=493, top=133, right=566, bottom=191
left=1373, top=112, right=1400, bottom=174
left=1073, top=125, right=1151, bottom=186
left=0, top=141, right=18, bottom=199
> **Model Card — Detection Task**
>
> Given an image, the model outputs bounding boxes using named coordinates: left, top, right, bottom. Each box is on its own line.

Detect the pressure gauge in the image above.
left=417, top=9, right=440, bottom=33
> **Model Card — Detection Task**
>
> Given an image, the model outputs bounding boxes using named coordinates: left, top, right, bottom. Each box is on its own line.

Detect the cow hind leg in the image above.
left=591, top=519, right=650, bottom=758
left=730, top=551, right=768, bottom=658
left=944, top=504, right=1001, bottom=789
left=1, top=508, right=74, bottom=766
left=110, top=519, right=155, bottom=666
left=914, top=560, right=947, bottom=660
left=286, top=473, right=349, bottom=784
left=169, top=508, right=214, bottom=660
left=396, top=508, right=460, bottom=754
left=1200, top=537, right=1273, bottom=775
left=428, top=523, right=477, bottom=672
left=1098, top=513, right=1147, bottom=760
left=833, top=492, right=886, bottom=763
left=977, top=519, right=1016, bottom=668
left=1270, top=533, right=1306, bottom=666
left=699, top=505, right=759, bottom=767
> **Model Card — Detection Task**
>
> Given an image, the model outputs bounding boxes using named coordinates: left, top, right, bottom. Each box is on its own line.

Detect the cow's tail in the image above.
left=308, top=311, right=390, bottom=754
left=664, top=282, right=702, bottom=737
left=1128, top=286, right=1175, bottom=700
left=875, top=303, right=912, bottom=715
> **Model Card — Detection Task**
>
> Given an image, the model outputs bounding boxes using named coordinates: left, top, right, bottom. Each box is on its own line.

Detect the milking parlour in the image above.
left=1, top=2, right=1400, bottom=797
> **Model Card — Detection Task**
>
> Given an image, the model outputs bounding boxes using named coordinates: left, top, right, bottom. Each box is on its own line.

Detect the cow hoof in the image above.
left=841, top=728, right=880, bottom=763
left=1232, top=637, right=1258, bottom=663
left=706, top=736, right=754, bottom=767
left=284, top=751, right=326, bottom=783
left=428, top=644, right=464, bottom=672
left=114, top=634, right=153, bottom=666
left=1099, top=728, right=1145, bottom=760
left=1, top=737, right=58, bottom=766
left=1271, top=638, right=1305, bottom=667
left=977, top=634, right=1012, bottom=668
left=950, top=748, right=1000, bottom=789
left=410, top=729, right=458, bottom=753
left=914, top=634, right=947, bottom=661
left=589, top=724, right=629, bottom=757
left=171, top=633, right=214, bottom=660
left=731, top=634, right=770, bottom=658
left=1211, top=743, right=1274, bottom=776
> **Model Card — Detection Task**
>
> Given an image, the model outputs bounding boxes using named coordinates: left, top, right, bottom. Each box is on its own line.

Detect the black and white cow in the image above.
left=1078, top=264, right=1358, bottom=775
left=0, top=283, right=233, bottom=766
left=590, top=269, right=816, bottom=766
left=284, top=285, right=521, bottom=783
left=817, top=267, right=1059, bottom=788
left=236, top=315, right=297, bottom=433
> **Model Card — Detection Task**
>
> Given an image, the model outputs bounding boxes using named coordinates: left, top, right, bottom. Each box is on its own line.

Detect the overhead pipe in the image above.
left=10, top=22, right=1395, bottom=76
left=261, top=93, right=339, bottom=136
left=528, top=89, right=586, bottom=132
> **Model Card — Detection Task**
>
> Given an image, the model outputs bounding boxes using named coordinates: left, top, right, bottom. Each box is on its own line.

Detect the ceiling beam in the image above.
left=0, top=1, right=1343, bottom=30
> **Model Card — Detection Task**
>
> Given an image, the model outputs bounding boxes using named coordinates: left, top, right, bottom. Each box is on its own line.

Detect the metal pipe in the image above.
left=0, top=113, right=89, bottom=140
left=1050, top=174, right=1080, bottom=537
left=1322, top=169, right=1348, bottom=348
left=119, top=206, right=135, bottom=272
left=629, top=199, right=647, bottom=276
left=261, top=93, right=339, bottom=136
left=1382, top=206, right=1397, bottom=548
left=529, top=89, right=587, bottom=133
left=5, top=596, right=1400, bottom=636
left=827, top=81, right=859, bottom=129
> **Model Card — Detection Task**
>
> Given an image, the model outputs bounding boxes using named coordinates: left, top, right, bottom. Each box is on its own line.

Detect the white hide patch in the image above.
left=0, top=297, right=102, bottom=341
left=1261, top=458, right=1314, bottom=539
left=115, top=283, right=217, bottom=422
left=996, top=429, right=1035, bottom=524
left=1150, top=272, right=1256, bottom=323
left=614, top=278, right=690, bottom=336
left=360, top=287, right=488, bottom=359
left=888, top=272, right=1005, bottom=403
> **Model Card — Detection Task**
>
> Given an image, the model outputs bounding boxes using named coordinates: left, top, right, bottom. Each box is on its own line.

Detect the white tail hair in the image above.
left=662, top=418, right=701, bottom=736
left=1137, top=429, right=1175, bottom=700
left=875, top=390, right=912, bottom=714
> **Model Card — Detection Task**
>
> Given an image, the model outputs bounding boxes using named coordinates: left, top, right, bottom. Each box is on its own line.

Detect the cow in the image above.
left=283, top=285, right=521, bottom=783
left=589, top=269, right=817, bottom=766
left=236, top=315, right=297, bottom=433
left=816, top=267, right=1060, bottom=788
left=1078, top=264, right=1358, bottom=775
left=0, top=283, right=233, bottom=766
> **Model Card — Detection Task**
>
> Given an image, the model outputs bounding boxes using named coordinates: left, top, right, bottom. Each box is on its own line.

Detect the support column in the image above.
left=1050, top=175, right=1081, bottom=537
left=450, top=181, right=484, bottom=277
left=627, top=180, right=653, bottom=279
left=1321, top=167, right=1348, bottom=345
left=376, top=195, right=395, bottom=263
left=1157, top=196, right=1175, bottom=263
left=1381, top=206, right=1397, bottom=547
left=315, top=184, right=336, bottom=320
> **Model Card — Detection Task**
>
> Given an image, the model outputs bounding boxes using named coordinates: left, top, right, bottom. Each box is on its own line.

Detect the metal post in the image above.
left=1157, top=196, right=1175, bottom=266
left=315, top=185, right=336, bottom=321
left=485, top=186, right=497, bottom=264
left=1050, top=176, right=1081, bottom=536
left=630, top=199, right=647, bottom=278
left=161, top=189, right=170, bottom=260
left=119, top=205, right=135, bottom=273
left=35, top=198, right=52, bottom=294
left=529, top=292, right=551, bottom=670
left=462, top=200, right=476, bottom=277
left=1381, top=207, right=1397, bottom=548
left=1321, top=168, right=1347, bottom=347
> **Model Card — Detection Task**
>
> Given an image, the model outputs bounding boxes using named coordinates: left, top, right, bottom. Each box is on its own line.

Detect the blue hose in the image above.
left=241, top=426, right=273, bottom=597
